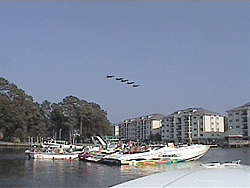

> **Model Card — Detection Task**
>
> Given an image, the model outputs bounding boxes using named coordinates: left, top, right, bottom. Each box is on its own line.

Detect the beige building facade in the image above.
left=227, top=102, right=250, bottom=139
left=161, top=108, right=225, bottom=144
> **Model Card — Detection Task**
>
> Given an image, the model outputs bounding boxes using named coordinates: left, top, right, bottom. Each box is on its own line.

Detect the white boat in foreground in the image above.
left=103, top=144, right=210, bottom=165
left=111, top=160, right=250, bottom=187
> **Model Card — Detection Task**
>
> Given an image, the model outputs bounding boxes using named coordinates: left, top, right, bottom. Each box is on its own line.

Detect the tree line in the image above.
left=0, top=77, right=111, bottom=143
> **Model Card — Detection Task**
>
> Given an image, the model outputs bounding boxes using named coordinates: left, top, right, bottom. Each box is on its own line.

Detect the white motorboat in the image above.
left=84, top=153, right=107, bottom=162
left=25, top=150, right=79, bottom=160
left=111, top=160, right=250, bottom=187
left=103, top=144, right=210, bottom=165
left=41, top=139, right=83, bottom=150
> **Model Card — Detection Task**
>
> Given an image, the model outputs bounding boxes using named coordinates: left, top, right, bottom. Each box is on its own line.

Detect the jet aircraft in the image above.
left=127, top=81, right=135, bottom=84
left=133, top=84, right=140, bottom=87
left=116, top=77, right=123, bottom=80
left=107, top=75, right=140, bottom=88
left=107, top=75, right=115, bottom=78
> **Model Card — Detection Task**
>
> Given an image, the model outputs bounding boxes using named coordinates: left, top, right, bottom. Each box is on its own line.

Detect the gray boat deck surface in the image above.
left=111, top=163, right=250, bottom=187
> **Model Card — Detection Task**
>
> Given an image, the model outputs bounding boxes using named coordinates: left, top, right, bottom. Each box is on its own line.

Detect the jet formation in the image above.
left=106, top=75, right=140, bottom=88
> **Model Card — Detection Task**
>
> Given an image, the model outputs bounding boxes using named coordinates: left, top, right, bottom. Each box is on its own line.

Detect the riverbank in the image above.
left=0, top=141, right=31, bottom=147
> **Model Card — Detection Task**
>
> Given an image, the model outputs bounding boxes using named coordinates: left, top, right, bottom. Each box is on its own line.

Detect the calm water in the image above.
left=0, top=147, right=250, bottom=187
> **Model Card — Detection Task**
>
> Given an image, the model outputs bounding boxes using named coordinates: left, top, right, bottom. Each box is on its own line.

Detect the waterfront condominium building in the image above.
left=116, top=114, right=164, bottom=142
left=161, top=108, right=225, bottom=144
left=226, top=102, right=250, bottom=139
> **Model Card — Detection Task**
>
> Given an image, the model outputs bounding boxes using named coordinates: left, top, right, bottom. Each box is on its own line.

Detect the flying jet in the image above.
left=121, top=79, right=128, bottom=82
left=133, top=84, right=140, bottom=88
left=127, top=81, right=135, bottom=85
left=107, top=75, right=115, bottom=78
left=116, top=77, right=123, bottom=81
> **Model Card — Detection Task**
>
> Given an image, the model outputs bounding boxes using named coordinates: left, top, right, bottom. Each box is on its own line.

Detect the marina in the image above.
left=0, top=146, right=249, bottom=187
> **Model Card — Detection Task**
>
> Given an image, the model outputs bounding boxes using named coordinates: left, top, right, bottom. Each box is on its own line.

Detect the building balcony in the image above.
left=243, top=130, right=249, bottom=137
left=176, top=125, right=182, bottom=130
left=241, top=119, right=248, bottom=123
left=241, top=110, right=248, bottom=116
left=242, top=125, right=248, bottom=129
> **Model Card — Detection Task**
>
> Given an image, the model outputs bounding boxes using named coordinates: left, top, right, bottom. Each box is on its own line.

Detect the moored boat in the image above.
left=25, top=150, right=79, bottom=160
left=25, top=147, right=81, bottom=160
left=30, top=152, right=79, bottom=160
left=41, top=139, right=83, bottom=150
left=102, top=144, right=210, bottom=166
left=83, top=153, right=106, bottom=162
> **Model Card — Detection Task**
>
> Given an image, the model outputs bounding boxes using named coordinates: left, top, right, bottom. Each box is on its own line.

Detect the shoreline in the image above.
left=0, top=141, right=31, bottom=147
left=0, top=141, right=90, bottom=148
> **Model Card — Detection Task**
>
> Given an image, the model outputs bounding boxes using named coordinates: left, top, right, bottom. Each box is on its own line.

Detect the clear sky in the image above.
left=1, top=1, right=250, bottom=123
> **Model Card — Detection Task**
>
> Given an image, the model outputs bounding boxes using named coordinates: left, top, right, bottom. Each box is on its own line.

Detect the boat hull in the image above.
left=26, top=151, right=79, bottom=160
left=103, top=144, right=210, bottom=166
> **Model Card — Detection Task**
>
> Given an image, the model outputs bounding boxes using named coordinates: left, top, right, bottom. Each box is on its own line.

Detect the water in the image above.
left=0, top=147, right=249, bottom=187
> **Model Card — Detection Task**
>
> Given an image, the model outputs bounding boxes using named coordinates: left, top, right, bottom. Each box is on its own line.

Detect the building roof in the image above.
left=227, top=102, right=250, bottom=112
left=173, top=107, right=222, bottom=116
left=221, top=127, right=243, bottom=138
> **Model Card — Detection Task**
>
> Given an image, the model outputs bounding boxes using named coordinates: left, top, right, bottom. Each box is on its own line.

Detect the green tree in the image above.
left=0, top=77, right=48, bottom=142
left=50, top=96, right=111, bottom=142
left=0, top=77, right=112, bottom=143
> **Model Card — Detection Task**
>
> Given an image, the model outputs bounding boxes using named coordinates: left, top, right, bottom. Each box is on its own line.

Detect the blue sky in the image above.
left=1, top=1, right=250, bottom=123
